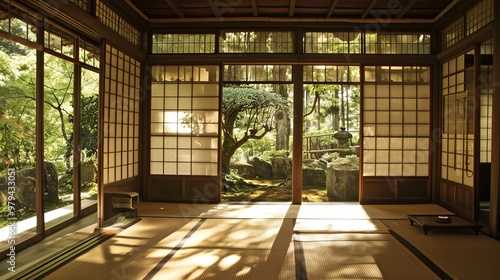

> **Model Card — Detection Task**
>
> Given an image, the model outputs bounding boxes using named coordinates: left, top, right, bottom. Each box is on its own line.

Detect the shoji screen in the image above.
left=102, top=45, right=140, bottom=185
left=362, top=66, right=431, bottom=202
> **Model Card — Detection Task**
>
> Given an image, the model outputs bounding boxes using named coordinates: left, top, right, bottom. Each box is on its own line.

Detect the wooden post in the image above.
left=490, top=1, right=500, bottom=238
left=292, top=65, right=303, bottom=204
left=36, top=24, right=45, bottom=235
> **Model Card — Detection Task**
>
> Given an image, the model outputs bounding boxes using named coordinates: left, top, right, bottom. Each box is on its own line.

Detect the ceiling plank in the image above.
left=397, top=0, right=417, bottom=19
left=326, top=0, right=340, bottom=18
left=164, top=0, right=184, bottom=18
left=251, top=0, right=258, bottom=17
left=289, top=0, right=296, bottom=17
left=208, top=0, right=221, bottom=18
left=361, top=0, right=378, bottom=19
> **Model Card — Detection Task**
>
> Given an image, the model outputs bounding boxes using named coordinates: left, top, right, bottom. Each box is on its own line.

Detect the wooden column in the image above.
left=97, top=41, right=106, bottom=228
left=73, top=56, right=82, bottom=216
left=490, top=2, right=500, bottom=238
left=35, top=23, right=45, bottom=235
left=292, top=65, right=303, bottom=204
left=473, top=43, right=481, bottom=221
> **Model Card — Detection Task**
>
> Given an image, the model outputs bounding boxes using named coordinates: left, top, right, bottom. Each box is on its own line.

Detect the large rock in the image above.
left=302, top=159, right=326, bottom=187
left=326, top=157, right=359, bottom=201
left=230, top=162, right=255, bottom=179
left=248, top=156, right=273, bottom=179
left=0, top=175, right=36, bottom=210
left=11, top=161, right=59, bottom=203
left=81, top=160, right=97, bottom=183
left=270, top=157, right=292, bottom=179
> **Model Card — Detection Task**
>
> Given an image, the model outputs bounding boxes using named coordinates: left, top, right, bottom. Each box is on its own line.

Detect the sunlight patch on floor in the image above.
left=298, top=203, right=371, bottom=219
left=295, top=219, right=388, bottom=233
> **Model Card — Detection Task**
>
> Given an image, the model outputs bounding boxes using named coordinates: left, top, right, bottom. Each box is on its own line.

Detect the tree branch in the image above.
left=304, top=90, right=319, bottom=117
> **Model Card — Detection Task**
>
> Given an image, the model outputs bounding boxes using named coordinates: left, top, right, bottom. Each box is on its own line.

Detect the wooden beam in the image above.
left=397, top=0, right=417, bottom=19
left=251, top=0, right=258, bottom=17
left=361, top=0, right=378, bottom=19
left=164, top=0, right=184, bottom=18
left=208, top=0, right=221, bottom=18
left=326, top=0, right=340, bottom=18
left=289, top=0, right=296, bottom=17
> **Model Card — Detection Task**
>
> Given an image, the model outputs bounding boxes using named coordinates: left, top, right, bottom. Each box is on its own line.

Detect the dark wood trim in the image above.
left=358, top=65, right=365, bottom=204
left=439, top=179, right=475, bottom=219
left=148, top=21, right=434, bottom=31
left=164, top=0, right=185, bottom=18
left=361, top=0, right=378, bottom=19
left=103, top=177, right=139, bottom=192
left=0, top=30, right=42, bottom=51
left=139, top=59, right=149, bottom=204
left=430, top=61, right=441, bottom=203
left=435, top=0, right=480, bottom=30
left=292, top=65, right=303, bottom=204
left=217, top=63, right=223, bottom=202
left=97, top=40, right=106, bottom=228
left=473, top=43, right=481, bottom=221
left=436, top=23, right=494, bottom=62
left=147, top=54, right=436, bottom=66
left=362, top=177, right=431, bottom=204
left=251, top=0, right=258, bottom=17
left=141, top=63, right=151, bottom=204
left=148, top=175, right=219, bottom=203
left=73, top=52, right=82, bottom=216
left=24, top=0, right=145, bottom=59
left=490, top=1, right=500, bottom=238
left=326, top=0, right=340, bottom=18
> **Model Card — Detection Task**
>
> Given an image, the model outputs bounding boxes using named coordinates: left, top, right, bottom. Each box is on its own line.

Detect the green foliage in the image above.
left=43, top=55, right=75, bottom=163
left=222, top=171, right=244, bottom=192
left=221, top=86, right=290, bottom=173
left=0, top=43, right=37, bottom=169
left=222, top=87, right=289, bottom=127
left=81, top=182, right=98, bottom=200
left=235, top=132, right=275, bottom=161
left=321, top=152, right=339, bottom=162
left=262, top=149, right=289, bottom=161
left=303, top=83, right=360, bottom=135
left=81, top=94, right=99, bottom=158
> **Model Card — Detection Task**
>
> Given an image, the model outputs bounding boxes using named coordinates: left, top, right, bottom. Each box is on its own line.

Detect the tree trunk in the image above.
left=274, top=77, right=290, bottom=151
left=221, top=137, right=232, bottom=174
left=275, top=109, right=290, bottom=151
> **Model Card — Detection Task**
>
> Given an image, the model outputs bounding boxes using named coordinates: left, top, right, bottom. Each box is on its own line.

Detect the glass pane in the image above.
left=80, top=68, right=99, bottom=211
left=44, top=54, right=75, bottom=229
left=0, top=43, right=38, bottom=250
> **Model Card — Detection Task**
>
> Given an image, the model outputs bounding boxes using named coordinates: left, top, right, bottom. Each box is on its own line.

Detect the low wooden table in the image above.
left=407, top=214, right=483, bottom=235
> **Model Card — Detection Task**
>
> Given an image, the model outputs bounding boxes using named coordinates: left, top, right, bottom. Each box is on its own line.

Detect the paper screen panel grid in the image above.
left=480, top=65, right=493, bottom=163
left=150, top=65, right=219, bottom=176
left=151, top=33, right=216, bottom=54
left=466, top=0, right=493, bottom=36
left=365, top=33, right=431, bottom=55
left=219, top=31, right=293, bottom=53
left=441, top=54, right=474, bottom=187
left=362, top=66, right=430, bottom=177
left=102, top=44, right=140, bottom=184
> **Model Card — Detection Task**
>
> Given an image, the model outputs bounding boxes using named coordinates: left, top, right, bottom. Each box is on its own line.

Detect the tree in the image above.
left=80, top=91, right=98, bottom=159
left=221, top=87, right=289, bottom=174
left=0, top=40, right=37, bottom=169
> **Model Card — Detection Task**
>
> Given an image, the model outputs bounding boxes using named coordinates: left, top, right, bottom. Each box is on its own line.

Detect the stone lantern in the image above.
left=333, top=126, right=352, bottom=158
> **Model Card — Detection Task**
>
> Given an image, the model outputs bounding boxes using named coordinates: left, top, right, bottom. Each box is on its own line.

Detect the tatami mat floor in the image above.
left=3, top=202, right=500, bottom=280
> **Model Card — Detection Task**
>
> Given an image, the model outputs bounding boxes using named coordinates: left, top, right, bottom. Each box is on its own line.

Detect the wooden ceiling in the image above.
left=127, top=0, right=457, bottom=21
